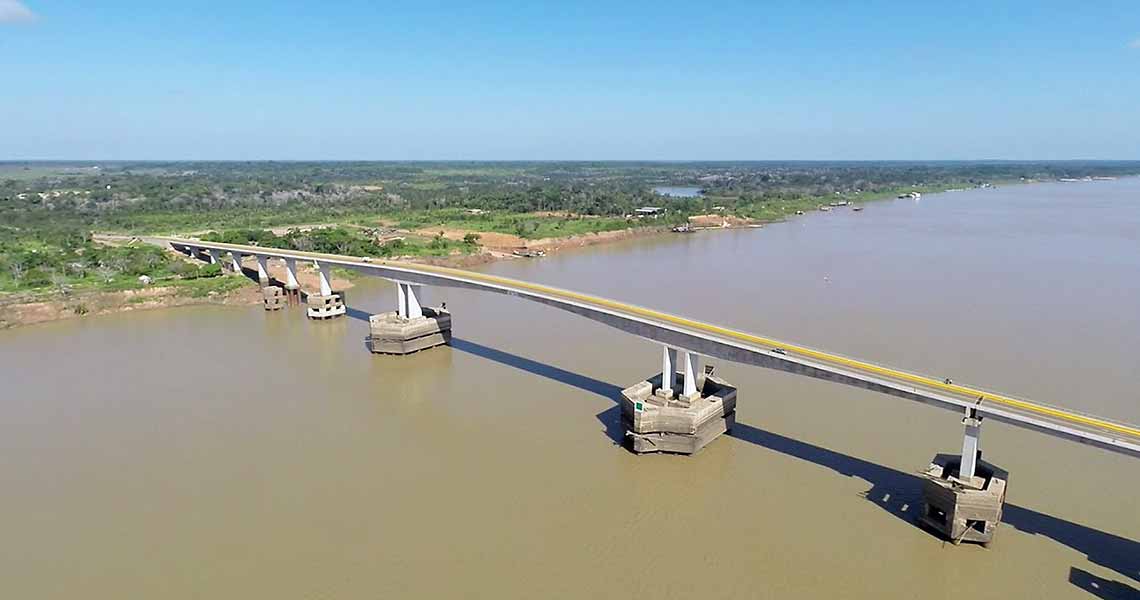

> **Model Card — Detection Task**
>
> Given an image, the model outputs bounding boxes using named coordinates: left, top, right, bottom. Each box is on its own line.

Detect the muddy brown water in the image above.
left=2, top=180, right=1138, bottom=599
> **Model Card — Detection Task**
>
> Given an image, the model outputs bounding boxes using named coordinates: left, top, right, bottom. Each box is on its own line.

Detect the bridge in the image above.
left=158, top=235, right=1138, bottom=543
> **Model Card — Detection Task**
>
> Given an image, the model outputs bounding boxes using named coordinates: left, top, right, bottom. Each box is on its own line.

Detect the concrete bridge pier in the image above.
left=207, top=249, right=221, bottom=265
left=255, top=255, right=270, bottom=285
left=318, top=262, right=333, bottom=296
left=229, top=251, right=243, bottom=274
left=306, top=261, right=346, bottom=319
left=919, top=406, right=1008, bottom=545
left=283, top=258, right=301, bottom=305
left=680, top=350, right=699, bottom=399
left=254, top=254, right=285, bottom=311
left=366, top=281, right=452, bottom=354
left=403, top=283, right=422, bottom=320
left=659, top=347, right=677, bottom=397
left=620, top=345, right=736, bottom=454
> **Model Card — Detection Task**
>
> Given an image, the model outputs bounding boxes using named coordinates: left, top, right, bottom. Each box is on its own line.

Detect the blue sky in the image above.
left=2, top=0, right=1138, bottom=160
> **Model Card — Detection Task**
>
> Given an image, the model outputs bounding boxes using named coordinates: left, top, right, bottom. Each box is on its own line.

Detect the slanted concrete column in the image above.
left=681, top=350, right=699, bottom=397
left=255, top=255, right=270, bottom=284
left=185, top=246, right=199, bottom=260
left=284, top=258, right=299, bottom=289
left=660, top=346, right=677, bottom=396
left=368, top=282, right=451, bottom=354
left=230, top=251, right=243, bottom=273
left=207, top=249, right=221, bottom=265
left=959, top=406, right=983, bottom=483
left=405, top=283, right=422, bottom=319
left=316, top=261, right=333, bottom=297
left=396, top=282, right=407, bottom=318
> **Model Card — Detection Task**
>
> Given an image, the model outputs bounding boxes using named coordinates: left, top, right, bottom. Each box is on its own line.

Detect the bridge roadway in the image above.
left=161, top=236, right=1140, bottom=459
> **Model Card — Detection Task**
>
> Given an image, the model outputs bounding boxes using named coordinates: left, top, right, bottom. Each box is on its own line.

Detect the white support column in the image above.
left=185, top=247, right=198, bottom=260
left=207, top=249, right=221, bottom=265
left=284, top=258, right=299, bottom=289
left=405, top=284, right=422, bottom=319
left=959, top=407, right=983, bottom=482
left=255, top=255, right=270, bottom=283
left=396, top=282, right=407, bottom=318
left=660, top=346, right=677, bottom=396
left=316, top=261, right=333, bottom=297
left=230, top=251, right=243, bottom=273
left=681, top=350, right=699, bottom=397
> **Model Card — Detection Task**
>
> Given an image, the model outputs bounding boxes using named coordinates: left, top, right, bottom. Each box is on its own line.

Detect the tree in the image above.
left=49, top=270, right=70, bottom=296
left=171, top=260, right=199, bottom=279
left=463, top=233, right=481, bottom=245
left=95, top=265, right=116, bottom=283
left=8, top=259, right=25, bottom=282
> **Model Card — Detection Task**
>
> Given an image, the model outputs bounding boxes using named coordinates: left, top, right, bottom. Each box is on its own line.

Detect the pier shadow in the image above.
left=448, top=337, right=628, bottom=444
left=443, top=337, right=1139, bottom=593
left=232, top=264, right=262, bottom=284
left=1069, top=567, right=1139, bottom=600
left=728, top=422, right=1139, bottom=588
left=345, top=305, right=371, bottom=322
left=450, top=338, right=623, bottom=398
left=301, top=309, right=1139, bottom=596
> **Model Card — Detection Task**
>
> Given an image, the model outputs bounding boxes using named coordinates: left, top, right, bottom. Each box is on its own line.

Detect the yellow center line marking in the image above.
left=178, top=239, right=1140, bottom=440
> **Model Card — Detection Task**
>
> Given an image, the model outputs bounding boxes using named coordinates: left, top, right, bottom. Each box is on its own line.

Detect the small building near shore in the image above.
left=635, top=207, right=667, bottom=218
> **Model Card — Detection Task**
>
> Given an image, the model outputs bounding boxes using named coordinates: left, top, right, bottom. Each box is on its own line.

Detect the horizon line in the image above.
left=4, top=158, right=1140, bottom=164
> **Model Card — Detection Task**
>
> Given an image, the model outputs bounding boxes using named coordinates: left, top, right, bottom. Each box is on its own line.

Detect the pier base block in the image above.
left=919, top=453, right=1008, bottom=545
left=306, top=293, right=346, bottom=320
left=367, top=307, right=452, bottom=354
left=619, top=372, right=736, bottom=454
left=262, top=286, right=285, bottom=311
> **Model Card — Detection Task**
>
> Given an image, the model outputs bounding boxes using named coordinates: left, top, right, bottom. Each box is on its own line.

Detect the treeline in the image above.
left=3, top=160, right=1139, bottom=237
left=202, top=227, right=475, bottom=258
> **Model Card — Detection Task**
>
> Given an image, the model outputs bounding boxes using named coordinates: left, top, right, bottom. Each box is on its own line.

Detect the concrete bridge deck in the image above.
left=158, top=236, right=1140, bottom=459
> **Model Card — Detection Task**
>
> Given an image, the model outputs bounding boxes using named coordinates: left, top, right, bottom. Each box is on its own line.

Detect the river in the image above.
left=1, top=179, right=1137, bottom=599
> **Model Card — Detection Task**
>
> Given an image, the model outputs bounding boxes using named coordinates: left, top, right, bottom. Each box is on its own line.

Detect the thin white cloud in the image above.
left=0, top=0, right=35, bottom=23
left=1129, top=38, right=1140, bottom=49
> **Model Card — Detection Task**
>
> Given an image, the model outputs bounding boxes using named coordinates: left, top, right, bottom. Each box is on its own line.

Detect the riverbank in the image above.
left=0, top=188, right=969, bottom=329
left=0, top=176, right=1122, bottom=329
left=0, top=242, right=361, bottom=329
left=0, top=278, right=261, bottom=329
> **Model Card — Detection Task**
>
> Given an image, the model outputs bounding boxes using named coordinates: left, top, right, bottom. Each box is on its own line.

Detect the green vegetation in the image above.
left=0, top=225, right=239, bottom=296
left=201, top=226, right=475, bottom=258
left=5, top=160, right=1138, bottom=242
left=173, top=273, right=249, bottom=298
left=388, top=208, right=637, bottom=239
left=3, top=160, right=1139, bottom=305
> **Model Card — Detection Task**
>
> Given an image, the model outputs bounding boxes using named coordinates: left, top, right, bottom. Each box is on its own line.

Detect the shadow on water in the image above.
left=450, top=338, right=623, bottom=398
left=448, top=337, right=629, bottom=444
left=345, top=305, right=371, bottom=322
left=728, top=422, right=1139, bottom=592
left=443, top=336, right=1139, bottom=596
left=1070, top=568, right=1140, bottom=600
left=337, top=303, right=1139, bottom=596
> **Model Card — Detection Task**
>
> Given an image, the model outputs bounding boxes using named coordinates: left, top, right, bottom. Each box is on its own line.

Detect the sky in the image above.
left=1, top=0, right=1139, bottom=160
